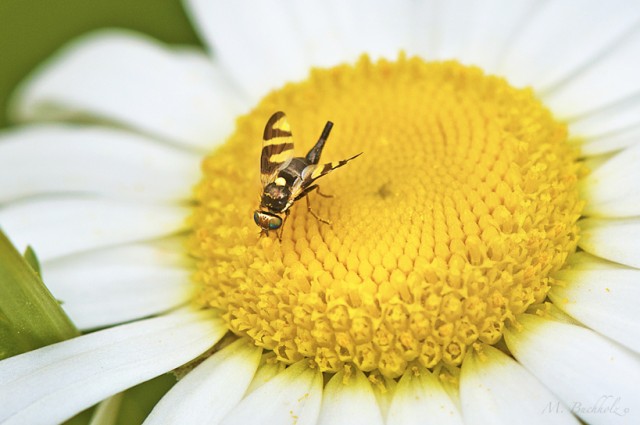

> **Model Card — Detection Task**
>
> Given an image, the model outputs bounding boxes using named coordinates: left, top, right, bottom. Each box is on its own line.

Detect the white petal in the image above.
left=551, top=265, right=640, bottom=354
left=371, top=377, right=396, bottom=423
left=43, top=243, right=192, bottom=330
left=460, top=345, right=579, bottom=425
left=323, top=0, right=412, bottom=62
left=0, top=124, right=200, bottom=203
left=286, top=0, right=349, bottom=67
left=144, top=339, right=261, bottom=425
left=387, top=368, right=463, bottom=425
left=578, top=217, right=640, bottom=268
left=406, top=0, right=439, bottom=58
left=581, top=143, right=640, bottom=217
left=0, top=197, right=188, bottom=262
left=11, top=30, right=247, bottom=150
left=499, top=0, right=640, bottom=92
left=418, top=0, right=538, bottom=74
left=504, top=314, right=640, bottom=425
left=220, top=361, right=322, bottom=425
left=186, top=0, right=413, bottom=103
left=317, top=370, right=384, bottom=425
left=0, top=310, right=226, bottom=425
left=576, top=126, right=640, bottom=156
left=185, top=0, right=310, bottom=102
left=285, top=1, right=353, bottom=69
left=564, top=252, right=629, bottom=271
left=244, top=359, right=285, bottom=395
left=581, top=152, right=617, bottom=176
left=543, top=24, right=640, bottom=132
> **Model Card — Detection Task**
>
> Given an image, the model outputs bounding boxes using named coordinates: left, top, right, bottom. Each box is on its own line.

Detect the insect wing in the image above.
left=261, top=111, right=295, bottom=186
left=287, top=163, right=318, bottom=203
left=300, top=152, right=363, bottom=188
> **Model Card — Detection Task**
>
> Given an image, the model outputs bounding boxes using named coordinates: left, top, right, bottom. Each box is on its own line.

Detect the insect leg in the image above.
left=293, top=184, right=317, bottom=201
left=302, top=186, right=332, bottom=225
left=315, top=187, right=333, bottom=198
left=278, top=210, right=291, bottom=241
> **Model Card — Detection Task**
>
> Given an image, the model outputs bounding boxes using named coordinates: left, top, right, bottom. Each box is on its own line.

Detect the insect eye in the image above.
left=253, top=211, right=261, bottom=226
left=269, top=216, right=282, bottom=230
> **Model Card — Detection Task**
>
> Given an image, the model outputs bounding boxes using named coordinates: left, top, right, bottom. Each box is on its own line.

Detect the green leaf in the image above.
left=23, top=245, right=42, bottom=275
left=0, top=229, right=79, bottom=359
left=114, top=374, right=176, bottom=425
left=63, top=407, right=96, bottom=425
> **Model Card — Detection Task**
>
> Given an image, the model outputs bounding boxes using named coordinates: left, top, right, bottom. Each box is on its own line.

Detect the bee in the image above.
left=254, top=111, right=362, bottom=238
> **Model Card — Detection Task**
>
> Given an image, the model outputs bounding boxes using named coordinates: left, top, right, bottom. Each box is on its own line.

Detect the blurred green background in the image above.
left=0, top=0, right=202, bottom=129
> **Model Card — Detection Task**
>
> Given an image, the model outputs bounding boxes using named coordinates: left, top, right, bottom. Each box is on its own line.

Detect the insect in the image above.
left=254, top=111, right=362, bottom=238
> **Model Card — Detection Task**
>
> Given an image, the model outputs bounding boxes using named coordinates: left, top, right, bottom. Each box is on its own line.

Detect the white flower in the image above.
left=2, top=1, right=640, bottom=424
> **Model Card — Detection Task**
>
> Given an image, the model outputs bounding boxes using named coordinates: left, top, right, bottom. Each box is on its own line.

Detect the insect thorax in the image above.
left=261, top=183, right=291, bottom=213
left=261, top=158, right=310, bottom=213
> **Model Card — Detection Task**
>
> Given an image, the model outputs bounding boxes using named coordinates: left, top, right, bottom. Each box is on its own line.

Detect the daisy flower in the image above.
left=2, top=1, right=640, bottom=424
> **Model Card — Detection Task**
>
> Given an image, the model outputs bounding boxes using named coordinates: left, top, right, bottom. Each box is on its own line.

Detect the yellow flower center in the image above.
left=190, top=55, right=583, bottom=378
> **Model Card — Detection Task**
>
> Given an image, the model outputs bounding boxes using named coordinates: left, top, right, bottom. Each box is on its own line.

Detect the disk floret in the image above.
left=191, top=55, right=583, bottom=378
